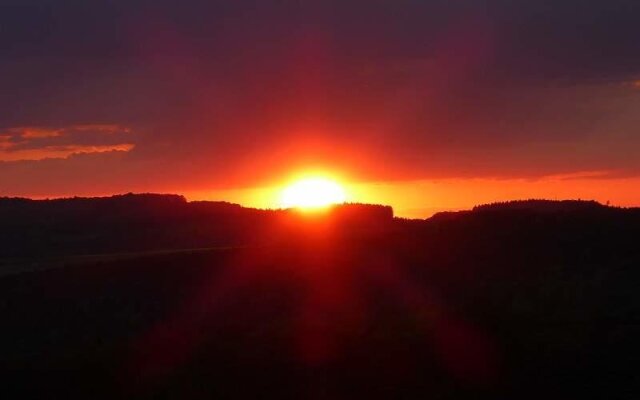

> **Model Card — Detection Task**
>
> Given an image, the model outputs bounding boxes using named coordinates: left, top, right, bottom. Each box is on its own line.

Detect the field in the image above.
left=1, top=227, right=638, bottom=399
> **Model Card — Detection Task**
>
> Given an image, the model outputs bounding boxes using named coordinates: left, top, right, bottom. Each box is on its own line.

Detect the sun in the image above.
left=280, top=177, right=347, bottom=210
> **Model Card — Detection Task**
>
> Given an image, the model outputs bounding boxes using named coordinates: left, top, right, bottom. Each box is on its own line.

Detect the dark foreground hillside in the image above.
left=1, top=196, right=639, bottom=399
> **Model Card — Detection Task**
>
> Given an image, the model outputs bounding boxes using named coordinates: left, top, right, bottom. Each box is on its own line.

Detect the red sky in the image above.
left=1, top=1, right=640, bottom=217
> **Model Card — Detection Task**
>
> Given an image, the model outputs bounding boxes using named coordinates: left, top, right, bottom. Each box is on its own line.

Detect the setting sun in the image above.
left=280, top=177, right=347, bottom=210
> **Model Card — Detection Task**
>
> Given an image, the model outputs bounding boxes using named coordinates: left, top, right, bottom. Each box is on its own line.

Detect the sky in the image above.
left=1, top=0, right=640, bottom=217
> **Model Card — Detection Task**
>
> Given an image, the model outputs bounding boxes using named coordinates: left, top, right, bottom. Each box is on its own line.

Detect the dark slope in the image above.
left=0, top=194, right=393, bottom=259
left=0, top=196, right=638, bottom=399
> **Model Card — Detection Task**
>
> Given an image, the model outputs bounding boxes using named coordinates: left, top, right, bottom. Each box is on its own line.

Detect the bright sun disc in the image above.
left=280, top=177, right=347, bottom=209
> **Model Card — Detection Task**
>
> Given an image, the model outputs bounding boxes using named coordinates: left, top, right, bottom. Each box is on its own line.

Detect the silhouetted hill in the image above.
left=473, top=199, right=608, bottom=212
left=430, top=199, right=638, bottom=221
left=0, top=194, right=394, bottom=259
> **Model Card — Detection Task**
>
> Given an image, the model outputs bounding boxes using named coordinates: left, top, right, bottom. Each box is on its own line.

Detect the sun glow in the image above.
left=280, top=177, right=347, bottom=210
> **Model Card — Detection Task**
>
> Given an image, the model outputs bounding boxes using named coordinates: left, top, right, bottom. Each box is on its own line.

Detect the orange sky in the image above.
left=2, top=2, right=640, bottom=213
left=183, top=172, right=640, bottom=219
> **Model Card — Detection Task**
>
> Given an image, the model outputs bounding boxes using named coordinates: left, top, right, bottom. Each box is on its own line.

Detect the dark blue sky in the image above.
left=1, top=0, right=639, bottom=196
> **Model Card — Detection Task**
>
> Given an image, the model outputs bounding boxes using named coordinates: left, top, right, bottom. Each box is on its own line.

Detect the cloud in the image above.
left=0, top=125, right=135, bottom=161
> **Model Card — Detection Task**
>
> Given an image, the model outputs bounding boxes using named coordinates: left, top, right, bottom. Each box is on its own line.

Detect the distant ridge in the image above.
left=0, top=192, right=187, bottom=204
left=472, top=199, right=607, bottom=212
left=0, top=193, right=395, bottom=259
left=427, top=199, right=640, bottom=222
left=3, top=194, right=639, bottom=260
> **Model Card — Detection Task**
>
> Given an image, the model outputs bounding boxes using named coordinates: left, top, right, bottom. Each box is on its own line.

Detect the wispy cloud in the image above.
left=0, top=125, right=135, bottom=162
